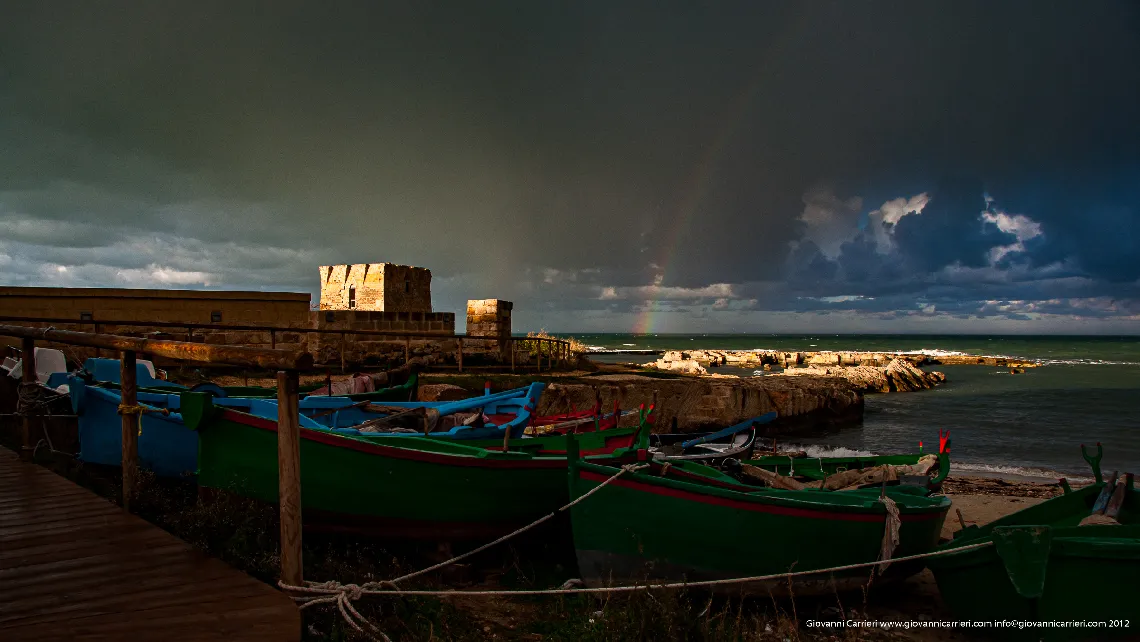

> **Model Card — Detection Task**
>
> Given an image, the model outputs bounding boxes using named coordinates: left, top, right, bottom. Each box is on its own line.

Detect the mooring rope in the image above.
left=284, top=540, right=993, bottom=598
left=279, top=462, right=649, bottom=638
left=116, top=402, right=171, bottom=437
left=278, top=463, right=983, bottom=638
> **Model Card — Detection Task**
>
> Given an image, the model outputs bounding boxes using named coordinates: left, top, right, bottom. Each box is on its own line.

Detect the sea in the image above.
left=565, top=334, right=1140, bottom=482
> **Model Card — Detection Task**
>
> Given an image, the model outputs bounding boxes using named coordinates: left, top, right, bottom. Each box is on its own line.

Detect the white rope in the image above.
left=385, top=463, right=649, bottom=586
left=281, top=461, right=986, bottom=638
left=283, top=540, right=994, bottom=600
left=295, top=582, right=392, bottom=642
left=279, top=462, right=649, bottom=631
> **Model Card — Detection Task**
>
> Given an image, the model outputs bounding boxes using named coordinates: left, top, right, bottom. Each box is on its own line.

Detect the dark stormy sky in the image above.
left=2, top=2, right=1138, bottom=333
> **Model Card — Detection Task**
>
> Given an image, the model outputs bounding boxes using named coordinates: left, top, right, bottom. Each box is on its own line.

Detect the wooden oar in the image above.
left=680, top=412, right=777, bottom=450
left=353, top=406, right=424, bottom=433
left=1091, top=471, right=1119, bottom=514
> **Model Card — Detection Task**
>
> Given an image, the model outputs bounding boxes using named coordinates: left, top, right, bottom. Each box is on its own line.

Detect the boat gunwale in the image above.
left=214, top=406, right=587, bottom=469
left=574, top=460, right=951, bottom=521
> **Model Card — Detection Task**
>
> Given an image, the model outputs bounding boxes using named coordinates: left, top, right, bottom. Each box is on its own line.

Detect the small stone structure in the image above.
left=465, top=299, right=512, bottom=359
left=318, top=263, right=432, bottom=312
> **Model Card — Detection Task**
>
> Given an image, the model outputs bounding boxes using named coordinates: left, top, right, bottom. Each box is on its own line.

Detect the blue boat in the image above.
left=52, top=357, right=419, bottom=401
left=68, top=377, right=545, bottom=478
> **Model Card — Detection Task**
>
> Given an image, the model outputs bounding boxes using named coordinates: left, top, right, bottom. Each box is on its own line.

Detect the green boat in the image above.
left=181, top=393, right=648, bottom=538
left=928, top=446, right=1138, bottom=639
left=567, top=437, right=952, bottom=594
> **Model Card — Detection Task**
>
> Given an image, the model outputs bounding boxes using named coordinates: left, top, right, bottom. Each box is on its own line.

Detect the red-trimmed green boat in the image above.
left=567, top=436, right=951, bottom=594
left=181, top=393, right=649, bottom=538
left=928, top=446, right=1139, bottom=639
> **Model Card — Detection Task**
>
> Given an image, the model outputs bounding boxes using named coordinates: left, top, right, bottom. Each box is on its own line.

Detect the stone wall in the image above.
left=465, top=299, right=512, bottom=359
left=0, top=287, right=312, bottom=360
left=309, top=310, right=456, bottom=367
left=318, top=263, right=431, bottom=312
left=0, top=286, right=311, bottom=326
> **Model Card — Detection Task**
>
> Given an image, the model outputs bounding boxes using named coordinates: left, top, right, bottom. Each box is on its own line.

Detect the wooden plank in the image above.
left=0, top=448, right=300, bottom=641
left=0, top=325, right=310, bottom=370
left=276, top=370, right=303, bottom=587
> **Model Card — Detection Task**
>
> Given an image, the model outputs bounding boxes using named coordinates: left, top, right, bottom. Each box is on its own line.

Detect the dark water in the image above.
left=562, top=334, right=1140, bottom=481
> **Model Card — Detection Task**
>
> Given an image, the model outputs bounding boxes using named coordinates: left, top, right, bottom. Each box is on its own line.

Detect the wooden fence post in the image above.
left=457, top=338, right=464, bottom=373
left=405, top=336, right=411, bottom=365
left=277, top=369, right=303, bottom=587
left=510, top=339, right=515, bottom=373
left=19, top=337, right=36, bottom=461
left=120, top=350, right=139, bottom=511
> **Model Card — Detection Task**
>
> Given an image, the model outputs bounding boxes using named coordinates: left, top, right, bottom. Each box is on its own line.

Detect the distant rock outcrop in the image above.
left=652, top=353, right=708, bottom=375
left=777, top=358, right=945, bottom=393
left=651, top=349, right=1036, bottom=370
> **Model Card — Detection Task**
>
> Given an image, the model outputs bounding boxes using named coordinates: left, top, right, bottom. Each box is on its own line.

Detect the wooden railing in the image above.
left=0, top=324, right=309, bottom=586
left=0, top=316, right=574, bottom=373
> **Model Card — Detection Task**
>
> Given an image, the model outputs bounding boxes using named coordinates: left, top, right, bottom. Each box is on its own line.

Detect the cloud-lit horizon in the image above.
left=2, top=2, right=1138, bottom=333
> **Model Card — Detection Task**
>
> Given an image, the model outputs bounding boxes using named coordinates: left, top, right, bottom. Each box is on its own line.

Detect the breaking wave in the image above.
left=1037, top=358, right=1140, bottom=366
left=780, top=444, right=877, bottom=458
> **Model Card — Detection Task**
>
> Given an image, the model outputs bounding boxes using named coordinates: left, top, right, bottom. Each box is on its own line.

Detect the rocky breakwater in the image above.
left=536, top=374, right=863, bottom=435
left=777, top=358, right=945, bottom=393
left=651, top=349, right=1037, bottom=370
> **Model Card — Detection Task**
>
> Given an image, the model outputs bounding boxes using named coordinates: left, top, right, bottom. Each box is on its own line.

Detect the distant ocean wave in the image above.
left=952, top=461, right=1094, bottom=483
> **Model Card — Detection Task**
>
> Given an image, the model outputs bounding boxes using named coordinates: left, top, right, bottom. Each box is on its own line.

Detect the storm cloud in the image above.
left=1, top=1, right=1138, bottom=332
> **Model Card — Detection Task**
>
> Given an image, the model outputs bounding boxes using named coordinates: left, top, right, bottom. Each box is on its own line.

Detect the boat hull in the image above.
left=569, top=459, right=949, bottom=594
left=196, top=407, right=634, bottom=538
left=928, top=484, right=1140, bottom=639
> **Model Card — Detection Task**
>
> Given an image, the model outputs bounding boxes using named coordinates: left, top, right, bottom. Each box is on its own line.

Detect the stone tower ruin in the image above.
left=318, top=263, right=432, bottom=312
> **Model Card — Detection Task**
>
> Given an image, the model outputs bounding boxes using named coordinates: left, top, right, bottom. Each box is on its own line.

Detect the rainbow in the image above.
left=632, top=67, right=770, bottom=335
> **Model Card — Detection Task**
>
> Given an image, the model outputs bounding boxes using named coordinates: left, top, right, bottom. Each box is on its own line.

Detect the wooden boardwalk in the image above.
left=0, top=448, right=300, bottom=641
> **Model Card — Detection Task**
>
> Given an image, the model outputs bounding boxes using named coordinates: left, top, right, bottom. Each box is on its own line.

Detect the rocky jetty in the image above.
left=651, top=349, right=1037, bottom=370
left=536, top=374, right=862, bottom=434
left=777, top=359, right=945, bottom=393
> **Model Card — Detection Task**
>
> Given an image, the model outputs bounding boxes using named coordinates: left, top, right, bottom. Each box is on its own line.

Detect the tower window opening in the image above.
left=348, top=285, right=356, bottom=309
